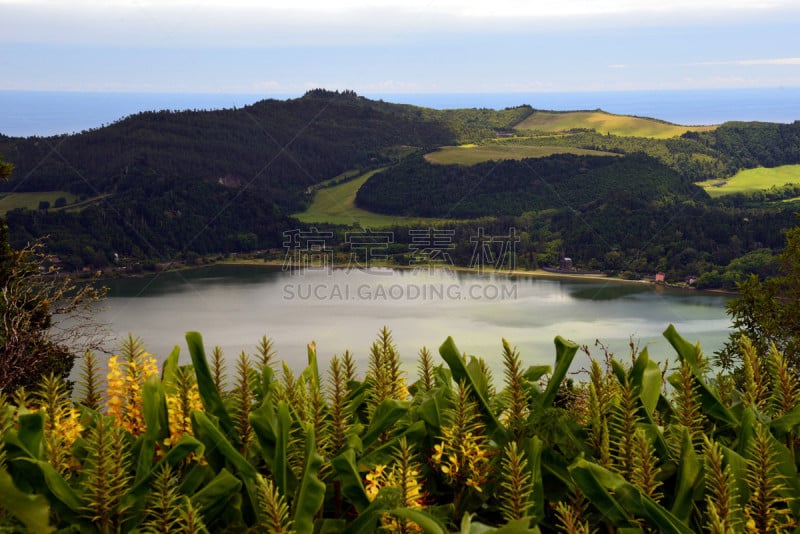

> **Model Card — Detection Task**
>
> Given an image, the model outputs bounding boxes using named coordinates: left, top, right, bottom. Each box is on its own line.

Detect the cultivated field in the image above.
left=424, top=143, right=618, bottom=165
left=293, top=169, right=451, bottom=227
left=513, top=110, right=716, bottom=139
left=697, top=164, right=800, bottom=197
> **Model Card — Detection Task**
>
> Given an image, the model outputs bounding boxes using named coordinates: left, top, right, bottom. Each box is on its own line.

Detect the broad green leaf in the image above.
left=388, top=508, right=447, bottom=533
left=361, top=398, right=410, bottom=448
left=191, top=409, right=260, bottom=519
left=719, top=444, right=749, bottom=528
left=771, top=403, right=800, bottom=436
left=360, top=420, right=428, bottom=467
left=331, top=448, right=370, bottom=512
left=0, top=467, right=54, bottom=533
left=663, top=325, right=738, bottom=429
left=669, top=427, right=702, bottom=521
left=249, top=398, right=295, bottom=496
left=569, top=458, right=634, bottom=528
left=629, top=347, right=661, bottom=415
left=15, top=412, right=44, bottom=459
left=343, top=486, right=401, bottom=534
left=536, top=336, right=579, bottom=411
left=134, top=374, right=164, bottom=484
left=523, top=365, right=551, bottom=384
left=161, top=345, right=181, bottom=383
left=439, top=337, right=507, bottom=442
left=293, top=424, right=326, bottom=534
left=571, top=459, right=694, bottom=534
left=526, top=436, right=544, bottom=523
left=191, top=468, right=243, bottom=525
left=129, top=434, right=205, bottom=496
left=417, top=387, right=449, bottom=430
left=186, top=331, right=236, bottom=442
left=14, top=458, right=83, bottom=517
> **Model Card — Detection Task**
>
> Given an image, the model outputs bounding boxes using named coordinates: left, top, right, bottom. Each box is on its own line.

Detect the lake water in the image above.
left=93, top=265, right=733, bottom=379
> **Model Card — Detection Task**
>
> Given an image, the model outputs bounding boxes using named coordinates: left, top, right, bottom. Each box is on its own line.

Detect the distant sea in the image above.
left=0, top=87, right=798, bottom=138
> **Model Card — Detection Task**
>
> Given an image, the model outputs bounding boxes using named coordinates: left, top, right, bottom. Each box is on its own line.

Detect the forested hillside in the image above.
left=0, top=91, right=455, bottom=265
left=355, top=153, right=703, bottom=217
left=0, top=91, right=798, bottom=284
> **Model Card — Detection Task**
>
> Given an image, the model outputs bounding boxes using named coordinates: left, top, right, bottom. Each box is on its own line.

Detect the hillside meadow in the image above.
left=424, top=144, right=619, bottom=165
left=513, top=110, right=716, bottom=139
left=697, top=164, right=800, bottom=198
left=293, top=169, right=452, bottom=227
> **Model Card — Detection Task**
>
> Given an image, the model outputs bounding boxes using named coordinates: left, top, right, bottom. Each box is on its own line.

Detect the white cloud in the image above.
left=2, top=0, right=797, bottom=47
left=696, top=57, right=800, bottom=66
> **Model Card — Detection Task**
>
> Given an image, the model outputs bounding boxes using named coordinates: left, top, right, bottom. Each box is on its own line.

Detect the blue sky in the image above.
left=1, top=0, right=799, bottom=94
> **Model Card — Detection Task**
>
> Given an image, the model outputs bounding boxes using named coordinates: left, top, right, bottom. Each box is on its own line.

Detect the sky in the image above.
left=1, top=0, right=799, bottom=94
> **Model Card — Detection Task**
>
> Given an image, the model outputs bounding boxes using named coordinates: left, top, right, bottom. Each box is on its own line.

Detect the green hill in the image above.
left=1, top=90, right=798, bottom=275
left=513, top=110, right=716, bottom=138
left=355, top=153, right=704, bottom=218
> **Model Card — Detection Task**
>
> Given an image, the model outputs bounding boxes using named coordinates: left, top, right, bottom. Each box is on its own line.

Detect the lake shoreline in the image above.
left=217, top=257, right=698, bottom=289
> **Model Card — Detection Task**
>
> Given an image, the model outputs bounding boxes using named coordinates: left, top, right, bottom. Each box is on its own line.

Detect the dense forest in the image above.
left=355, top=153, right=702, bottom=217
left=0, top=90, right=798, bottom=287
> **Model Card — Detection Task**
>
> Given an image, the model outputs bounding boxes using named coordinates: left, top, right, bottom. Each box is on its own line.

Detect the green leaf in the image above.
left=361, top=398, right=410, bottom=449
left=569, top=458, right=634, bottom=528
left=191, top=409, right=260, bottom=520
left=571, top=458, right=694, bottom=534
left=134, top=374, right=164, bottom=484
left=0, top=467, right=54, bottom=533
left=526, top=436, right=545, bottom=523
left=161, top=345, right=181, bottom=383
left=523, top=366, right=551, bottom=384
left=343, top=486, right=401, bottom=534
left=331, top=448, right=370, bottom=512
left=14, top=458, right=83, bottom=516
left=15, top=412, right=44, bottom=459
left=629, top=347, right=661, bottom=415
left=439, top=336, right=507, bottom=442
left=669, top=427, right=702, bottom=521
left=129, top=434, right=205, bottom=496
left=388, top=508, right=447, bottom=533
left=536, top=336, right=579, bottom=411
left=250, top=399, right=295, bottom=496
left=663, top=325, right=738, bottom=429
left=186, top=331, right=236, bottom=442
left=191, top=468, right=243, bottom=525
left=417, top=387, right=449, bottom=431
left=293, top=424, right=326, bottom=534
left=771, top=403, right=800, bottom=436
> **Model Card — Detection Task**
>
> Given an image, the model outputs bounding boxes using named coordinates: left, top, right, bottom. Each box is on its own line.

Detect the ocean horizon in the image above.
left=1, top=87, right=798, bottom=138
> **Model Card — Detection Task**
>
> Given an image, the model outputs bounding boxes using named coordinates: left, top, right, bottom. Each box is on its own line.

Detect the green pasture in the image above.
left=424, top=143, right=619, bottom=165
left=0, top=191, right=79, bottom=214
left=697, top=164, right=800, bottom=198
left=0, top=191, right=110, bottom=215
left=293, top=169, right=452, bottom=227
left=513, top=110, right=716, bottom=139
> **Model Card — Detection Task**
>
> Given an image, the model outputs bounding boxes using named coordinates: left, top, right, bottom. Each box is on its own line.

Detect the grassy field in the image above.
left=293, top=169, right=452, bottom=227
left=0, top=191, right=79, bottom=214
left=0, top=191, right=109, bottom=215
left=513, top=110, right=716, bottom=139
left=697, top=164, right=800, bottom=198
left=424, top=144, right=619, bottom=165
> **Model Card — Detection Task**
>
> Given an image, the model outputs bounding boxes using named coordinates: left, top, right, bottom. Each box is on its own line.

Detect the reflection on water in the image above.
left=93, top=265, right=734, bottom=379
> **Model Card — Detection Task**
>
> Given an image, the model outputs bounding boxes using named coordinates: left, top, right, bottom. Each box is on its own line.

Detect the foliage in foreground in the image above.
left=2, top=326, right=800, bottom=533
